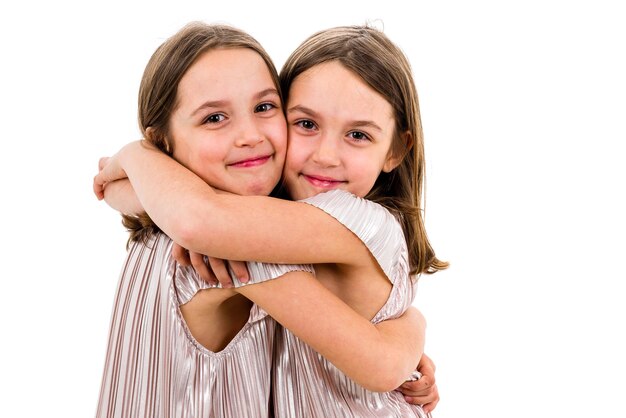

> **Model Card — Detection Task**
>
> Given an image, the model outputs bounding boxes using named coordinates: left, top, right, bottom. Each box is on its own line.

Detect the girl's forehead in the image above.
left=168, top=58, right=279, bottom=130
left=288, top=62, right=393, bottom=117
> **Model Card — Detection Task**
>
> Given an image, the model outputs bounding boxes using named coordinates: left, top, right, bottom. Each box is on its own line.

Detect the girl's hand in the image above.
left=93, top=153, right=129, bottom=200
left=172, top=243, right=192, bottom=266
left=397, top=353, right=439, bottom=413
left=172, top=243, right=249, bottom=287
left=98, top=156, right=110, bottom=171
left=205, top=257, right=249, bottom=287
left=94, top=140, right=149, bottom=200
left=93, top=156, right=111, bottom=200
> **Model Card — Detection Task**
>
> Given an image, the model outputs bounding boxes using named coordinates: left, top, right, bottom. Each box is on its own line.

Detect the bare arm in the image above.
left=236, top=270, right=426, bottom=392
left=97, top=156, right=143, bottom=215
left=102, top=179, right=144, bottom=215
left=94, top=142, right=426, bottom=391
left=94, top=141, right=373, bottom=266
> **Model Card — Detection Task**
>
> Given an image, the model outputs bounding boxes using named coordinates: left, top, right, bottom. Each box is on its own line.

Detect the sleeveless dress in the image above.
left=96, top=232, right=312, bottom=418
left=272, top=189, right=428, bottom=417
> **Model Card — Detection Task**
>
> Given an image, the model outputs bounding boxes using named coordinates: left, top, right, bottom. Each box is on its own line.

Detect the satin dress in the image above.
left=272, top=190, right=428, bottom=418
left=96, top=232, right=312, bottom=418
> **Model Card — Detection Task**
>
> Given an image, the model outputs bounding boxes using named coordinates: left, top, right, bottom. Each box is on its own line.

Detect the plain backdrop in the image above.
left=1, top=1, right=624, bottom=417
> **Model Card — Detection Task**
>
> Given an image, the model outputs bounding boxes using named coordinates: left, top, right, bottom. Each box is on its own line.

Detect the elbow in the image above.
left=357, top=369, right=406, bottom=393
left=165, top=205, right=206, bottom=250
left=356, top=310, right=426, bottom=392
left=356, top=355, right=419, bottom=393
left=359, top=378, right=401, bottom=393
left=171, top=217, right=198, bottom=249
left=165, top=196, right=226, bottom=254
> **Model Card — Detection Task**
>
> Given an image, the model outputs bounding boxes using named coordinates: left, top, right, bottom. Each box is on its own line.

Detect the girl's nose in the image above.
left=235, top=117, right=264, bottom=147
left=235, top=135, right=263, bottom=147
left=312, top=135, right=340, bottom=167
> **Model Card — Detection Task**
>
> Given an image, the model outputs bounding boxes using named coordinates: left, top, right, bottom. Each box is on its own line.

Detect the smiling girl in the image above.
left=96, top=25, right=446, bottom=417
left=95, top=22, right=438, bottom=417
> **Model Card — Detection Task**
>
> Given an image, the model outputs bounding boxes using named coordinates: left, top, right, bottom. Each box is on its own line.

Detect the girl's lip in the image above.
left=303, top=174, right=345, bottom=188
left=228, top=155, right=271, bottom=168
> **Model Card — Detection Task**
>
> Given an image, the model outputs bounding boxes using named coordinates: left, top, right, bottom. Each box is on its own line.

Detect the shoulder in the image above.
left=300, top=190, right=406, bottom=281
left=300, top=189, right=398, bottom=231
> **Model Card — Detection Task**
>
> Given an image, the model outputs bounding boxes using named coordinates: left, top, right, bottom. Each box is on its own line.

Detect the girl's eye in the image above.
left=204, top=113, right=226, bottom=124
left=348, top=131, right=370, bottom=142
left=255, top=102, right=276, bottom=113
left=296, top=119, right=317, bottom=130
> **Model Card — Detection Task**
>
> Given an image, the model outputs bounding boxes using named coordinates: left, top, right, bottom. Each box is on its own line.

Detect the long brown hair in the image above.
left=280, top=26, right=448, bottom=276
left=122, top=21, right=281, bottom=247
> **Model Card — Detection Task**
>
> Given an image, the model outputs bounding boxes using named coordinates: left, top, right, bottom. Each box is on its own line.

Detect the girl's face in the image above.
left=170, top=48, right=287, bottom=196
left=283, top=61, right=398, bottom=201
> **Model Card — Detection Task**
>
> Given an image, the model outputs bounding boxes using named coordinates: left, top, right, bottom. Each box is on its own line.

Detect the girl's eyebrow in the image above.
left=191, top=88, right=280, bottom=117
left=350, top=120, right=383, bottom=132
left=288, top=104, right=383, bottom=132
left=287, top=104, right=319, bottom=118
left=255, top=88, right=280, bottom=100
left=191, top=100, right=226, bottom=117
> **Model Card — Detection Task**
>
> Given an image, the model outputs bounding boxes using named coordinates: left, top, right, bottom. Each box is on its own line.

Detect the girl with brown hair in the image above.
left=95, top=22, right=439, bottom=417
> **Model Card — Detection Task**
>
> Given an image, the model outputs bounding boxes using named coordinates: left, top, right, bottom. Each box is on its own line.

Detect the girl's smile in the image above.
left=302, top=173, right=346, bottom=189
left=227, top=154, right=273, bottom=168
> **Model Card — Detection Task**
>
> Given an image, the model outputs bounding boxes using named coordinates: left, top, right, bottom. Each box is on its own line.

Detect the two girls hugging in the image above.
left=94, top=21, right=446, bottom=417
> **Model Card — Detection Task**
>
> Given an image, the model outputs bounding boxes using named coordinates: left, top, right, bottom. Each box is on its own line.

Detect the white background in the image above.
left=1, top=1, right=624, bottom=417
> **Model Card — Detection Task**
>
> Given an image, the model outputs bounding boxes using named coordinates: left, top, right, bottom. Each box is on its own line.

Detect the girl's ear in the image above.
left=145, top=126, right=173, bottom=155
left=383, top=131, right=413, bottom=173
left=145, top=126, right=156, bottom=140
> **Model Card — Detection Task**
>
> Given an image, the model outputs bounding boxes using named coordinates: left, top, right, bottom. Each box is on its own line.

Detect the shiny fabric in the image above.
left=273, top=189, right=428, bottom=417
left=96, top=233, right=312, bottom=418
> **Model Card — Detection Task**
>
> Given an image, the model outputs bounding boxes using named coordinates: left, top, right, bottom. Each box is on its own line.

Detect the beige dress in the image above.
left=96, top=232, right=312, bottom=418
left=272, top=190, right=428, bottom=417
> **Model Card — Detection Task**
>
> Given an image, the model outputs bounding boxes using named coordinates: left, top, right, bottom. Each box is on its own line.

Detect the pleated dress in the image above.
left=272, top=189, right=429, bottom=418
left=96, top=232, right=312, bottom=418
